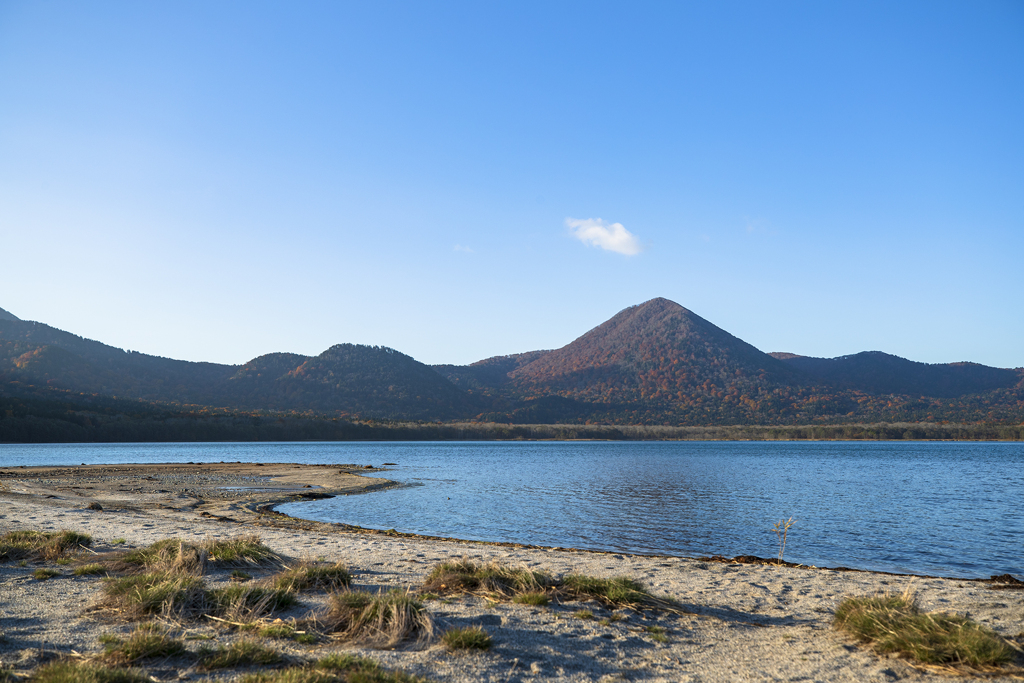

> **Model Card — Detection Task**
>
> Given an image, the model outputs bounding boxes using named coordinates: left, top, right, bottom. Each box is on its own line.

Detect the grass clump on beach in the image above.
left=116, top=538, right=208, bottom=574
left=421, top=560, right=553, bottom=600
left=238, top=655, right=425, bottom=683
left=110, top=535, right=280, bottom=574
left=34, top=568, right=60, bottom=581
left=322, top=590, right=432, bottom=648
left=208, top=585, right=298, bottom=621
left=562, top=574, right=683, bottom=612
left=0, top=530, right=92, bottom=562
left=205, top=535, right=281, bottom=568
left=100, top=623, right=187, bottom=664
left=441, top=625, right=492, bottom=651
left=75, top=563, right=108, bottom=577
left=268, top=561, right=351, bottom=592
left=834, top=593, right=1016, bottom=668
left=198, top=640, right=281, bottom=669
left=30, top=661, right=150, bottom=683
left=100, top=572, right=210, bottom=620
left=258, top=623, right=318, bottom=644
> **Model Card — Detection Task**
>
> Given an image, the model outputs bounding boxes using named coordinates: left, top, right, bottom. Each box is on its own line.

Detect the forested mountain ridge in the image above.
left=1, top=300, right=1022, bottom=429
left=769, top=350, right=1019, bottom=398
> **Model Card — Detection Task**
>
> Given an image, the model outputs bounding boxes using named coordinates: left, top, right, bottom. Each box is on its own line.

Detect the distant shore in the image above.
left=2, top=415, right=1023, bottom=443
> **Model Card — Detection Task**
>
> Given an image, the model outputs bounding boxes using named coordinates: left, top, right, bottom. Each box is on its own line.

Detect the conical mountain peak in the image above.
left=510, top=298, right=794, bottom=405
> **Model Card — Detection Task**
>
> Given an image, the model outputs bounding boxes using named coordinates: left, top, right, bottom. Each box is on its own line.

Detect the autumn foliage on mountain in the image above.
left=2, top=298, right=1022, bottom=431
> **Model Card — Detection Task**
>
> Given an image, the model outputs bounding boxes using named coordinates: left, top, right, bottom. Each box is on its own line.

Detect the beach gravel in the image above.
left=1, top=463, right=1021, bottom=682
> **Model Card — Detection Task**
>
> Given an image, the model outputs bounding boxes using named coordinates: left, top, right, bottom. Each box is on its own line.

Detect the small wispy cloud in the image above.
left=454, top=244, right=474, bottom=253
left=565, top=217, right=642, bottom=256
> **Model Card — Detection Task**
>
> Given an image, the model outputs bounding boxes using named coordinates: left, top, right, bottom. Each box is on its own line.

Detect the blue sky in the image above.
left=1, top=1, right=1022, bottom=368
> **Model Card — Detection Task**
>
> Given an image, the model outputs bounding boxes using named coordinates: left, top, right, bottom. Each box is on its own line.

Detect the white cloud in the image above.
left=566, top=217, right=642, bottom=256
left=454, top=244, right=474, bottom=253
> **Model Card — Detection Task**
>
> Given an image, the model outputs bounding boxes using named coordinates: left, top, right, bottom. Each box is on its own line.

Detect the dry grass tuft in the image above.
left=421, top=560, right=553, bottom=600
left=98, top=572, right=210, bottom=620
left=834, top=592, right=1017, bottom=670
left=103, top=535, right=280, bottom=574
left=208, top=585, right=298, bottom=622
left=110, top=538, right=208, bottom=574
left=100, top=623, right=187, bottom=664
left=268, top=561, right=351, bottom=592
left=204, top=535, right=281, bottom=568
left=0, top=530, right=92, bottom=562
left=29, top=661, right=151, bottom=683
left=322, top=590, right=432, bottom=648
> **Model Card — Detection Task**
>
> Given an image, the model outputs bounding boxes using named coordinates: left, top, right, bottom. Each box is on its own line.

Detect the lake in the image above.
left=1, top=441, right=1021, bottom=579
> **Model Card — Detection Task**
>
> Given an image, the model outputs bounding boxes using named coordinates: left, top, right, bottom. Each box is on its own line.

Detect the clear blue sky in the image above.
left=2, top=1, right=1022, bottom=369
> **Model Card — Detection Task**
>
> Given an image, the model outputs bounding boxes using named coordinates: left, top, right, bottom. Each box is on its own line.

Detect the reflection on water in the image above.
left=1, top=440, right=1021, bottom=578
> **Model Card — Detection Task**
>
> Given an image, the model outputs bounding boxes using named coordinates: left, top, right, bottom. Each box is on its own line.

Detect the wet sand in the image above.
left=1, top=462, right=1022, bottom=682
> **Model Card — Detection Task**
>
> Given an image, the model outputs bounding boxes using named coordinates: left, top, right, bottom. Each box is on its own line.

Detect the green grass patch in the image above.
left=34, top=568, right=60, bottom=581
left=269, top=561, right=351, bottom=592
left=512, top=592, right=549, bottom=606
left=421, top=560, right=553, bottom=600
left=0, top=530, right=92, bottom=562
left=231, top=570, right=253, bottom=582
left=573, top=609, right=595, bottom=620
left=561, top=574, right=682, bottom=611
left=198, top=640, right=281, bottom=669
left=259, top=623, right=318, bottom=644
left=100, top=623, right=187, bottom=663
left=323, top=590, right=432, bottom=648
left=75, top=563, right=108, bottom=576
left=644, top=625, right=668, bottom=643
left=834, top=594, right=1016, bottom=668
left=29, top=661, right=151, bottom=683
left=441, top=625, right=492, bottom=651
left=238, top=655, right=425, bottom=683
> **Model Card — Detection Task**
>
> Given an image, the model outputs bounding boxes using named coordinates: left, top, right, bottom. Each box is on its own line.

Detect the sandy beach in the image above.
left=1, top=462, right=1021, bottom=682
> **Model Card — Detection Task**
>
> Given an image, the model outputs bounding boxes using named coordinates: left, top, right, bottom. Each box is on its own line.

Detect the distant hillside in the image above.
left=771, top=351, right=1019, bottom=398
left=434, top=350, right=550, bottom=391
left=2, top=300, right=1022, bottom=432
left=0, top=319, right=476, bottom=420
left=0, top=318, right=233, bottom=404
left=228, top=344, right=481, bottom=420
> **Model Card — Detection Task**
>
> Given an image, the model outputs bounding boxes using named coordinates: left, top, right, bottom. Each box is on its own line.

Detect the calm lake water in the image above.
left=1, top=441, right=1021, bottom=579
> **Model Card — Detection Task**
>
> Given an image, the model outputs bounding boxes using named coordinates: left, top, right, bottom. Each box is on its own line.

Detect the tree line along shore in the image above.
left=2, top=393, right=1022, bottom=443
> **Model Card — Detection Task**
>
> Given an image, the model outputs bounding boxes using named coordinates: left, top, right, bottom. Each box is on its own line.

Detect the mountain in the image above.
left=2, top=300, right=1022, bottom=428
left=0, top=318, right=476, bottom=420
left=507, top=298, right=799, bottom=407
left=227, top=344, right=480, bottom=420
left=769, top=351, right=1019, bottom=398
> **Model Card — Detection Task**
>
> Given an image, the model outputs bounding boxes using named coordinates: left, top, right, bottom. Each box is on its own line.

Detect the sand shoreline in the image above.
left=1, top=463, right=1022, bottom=682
